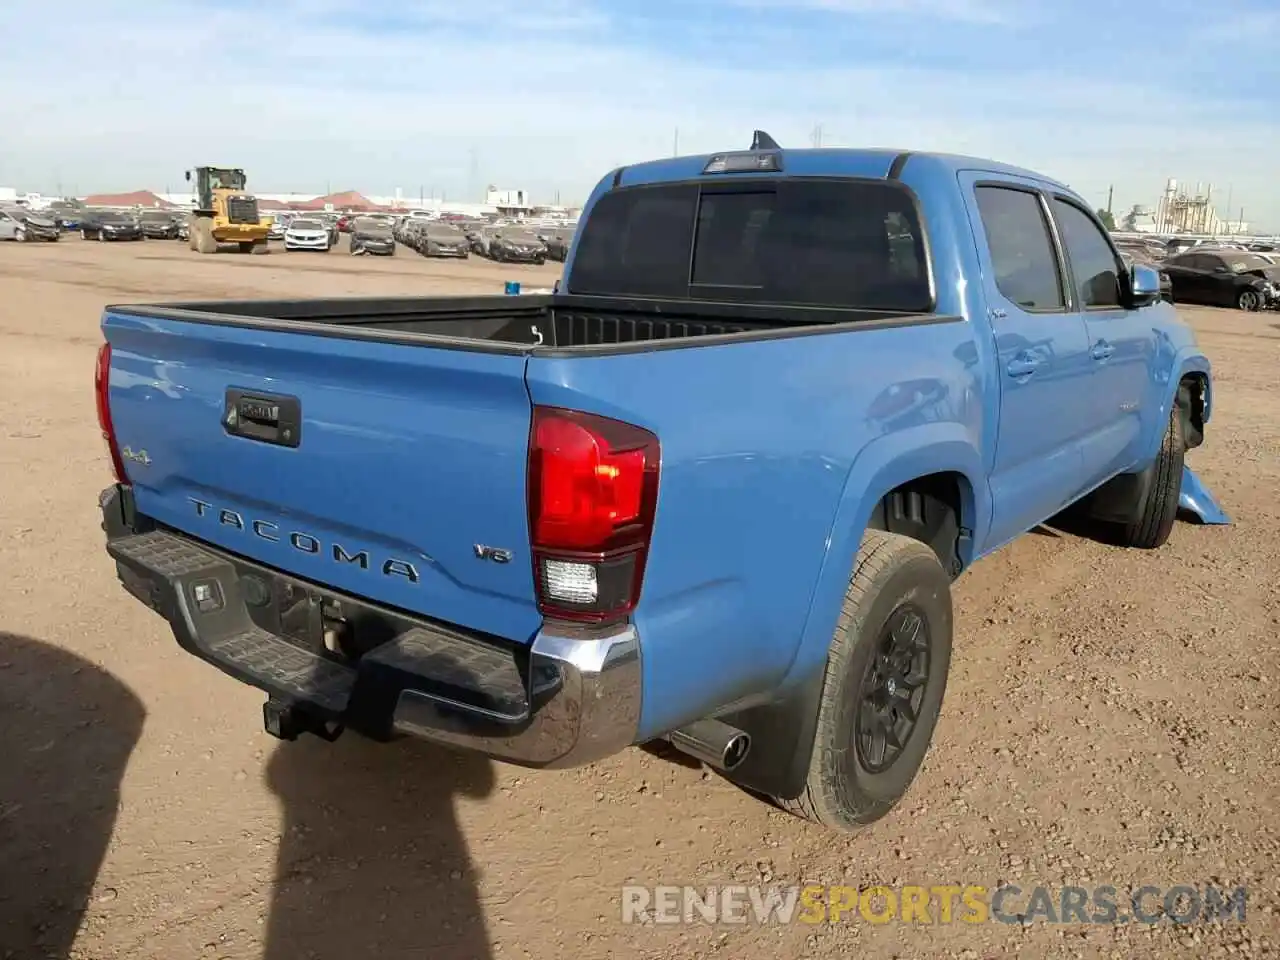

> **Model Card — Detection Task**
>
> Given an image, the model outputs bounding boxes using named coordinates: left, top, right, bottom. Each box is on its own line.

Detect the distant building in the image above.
left=485, top=186, right=531, bottom=215
left=1134, top=179, right=1251, bottom=236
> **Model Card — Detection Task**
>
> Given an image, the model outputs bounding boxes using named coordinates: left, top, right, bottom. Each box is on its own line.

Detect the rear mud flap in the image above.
left=1179, top=466, right=1230, bottom=525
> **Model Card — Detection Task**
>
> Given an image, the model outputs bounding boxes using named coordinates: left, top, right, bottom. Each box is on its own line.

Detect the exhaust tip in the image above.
left=722, top=733, right=751, bottom=772
left=668, top=718, right=752, bottom=773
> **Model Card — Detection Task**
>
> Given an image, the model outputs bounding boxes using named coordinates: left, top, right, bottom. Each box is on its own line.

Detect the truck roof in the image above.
left=611, top=147, right=1071, bottom=194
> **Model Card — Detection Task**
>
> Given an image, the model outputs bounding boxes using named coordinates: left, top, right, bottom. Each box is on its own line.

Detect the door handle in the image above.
left=1005, top=355, right=1042, bottom=378
left=1090, top=341, right=1115, bottom=361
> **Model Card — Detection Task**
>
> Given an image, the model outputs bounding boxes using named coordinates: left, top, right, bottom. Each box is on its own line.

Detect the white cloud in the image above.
left=0, top=0, right=1276, bottom=227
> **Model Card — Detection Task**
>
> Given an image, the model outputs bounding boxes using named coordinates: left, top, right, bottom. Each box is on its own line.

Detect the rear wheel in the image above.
left=237, top=241, right=255, bottom=253
left=776, top=530, right=953, bottom=832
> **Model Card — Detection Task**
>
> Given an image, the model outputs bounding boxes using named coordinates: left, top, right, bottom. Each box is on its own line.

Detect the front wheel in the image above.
left=1238, top=289, right=1262, bottom=312
left=1116, top=400, right=1185, bottom=549
left=776, top=530, right=952, bottom=832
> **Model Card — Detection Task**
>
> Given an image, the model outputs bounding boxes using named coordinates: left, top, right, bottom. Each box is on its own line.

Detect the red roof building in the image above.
left=82, top=190, right=175, bottom=208
left=290, top=190, right=390, bottom=212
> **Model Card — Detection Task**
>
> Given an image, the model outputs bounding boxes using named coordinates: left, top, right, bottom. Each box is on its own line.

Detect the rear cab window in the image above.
left=567, top=178, right=933, bottom=312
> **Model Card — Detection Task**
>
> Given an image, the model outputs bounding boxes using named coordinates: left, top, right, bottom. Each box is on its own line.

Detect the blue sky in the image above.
left=2, top=0, right=1277, bottom=227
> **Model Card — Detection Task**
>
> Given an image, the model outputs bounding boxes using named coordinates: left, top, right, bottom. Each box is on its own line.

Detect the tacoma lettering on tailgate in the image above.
left=187, top=497, right=421, bottom=582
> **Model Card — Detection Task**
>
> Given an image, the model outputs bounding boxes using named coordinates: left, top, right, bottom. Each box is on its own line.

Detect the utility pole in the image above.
left=1106, top=184, right=1113, bottom=214
left=1224, top=185, right=1233, bottom=234
left=810, top=123, right=824, bottom=148
left=673, top=127, right=679, bottom=157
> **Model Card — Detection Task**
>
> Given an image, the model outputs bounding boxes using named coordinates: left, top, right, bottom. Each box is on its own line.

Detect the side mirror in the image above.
left=1127, top=263, right=1162, bottom=308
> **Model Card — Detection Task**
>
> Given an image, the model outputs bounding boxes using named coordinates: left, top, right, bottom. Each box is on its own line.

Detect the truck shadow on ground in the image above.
left=263, top=733, right=497, bottom=960
left=0, top=632, right=146, bottom=959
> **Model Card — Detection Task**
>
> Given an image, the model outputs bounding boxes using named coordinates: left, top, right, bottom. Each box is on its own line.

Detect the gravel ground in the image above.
left=0, top=237, right=1276, bottom=960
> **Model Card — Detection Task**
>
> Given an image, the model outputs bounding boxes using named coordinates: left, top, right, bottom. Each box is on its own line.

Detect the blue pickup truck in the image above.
left=96, top=135, right=1224, bottom=833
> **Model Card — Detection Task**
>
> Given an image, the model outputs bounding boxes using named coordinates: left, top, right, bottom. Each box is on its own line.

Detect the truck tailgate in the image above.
left=102, top=311, right=541, bottom=643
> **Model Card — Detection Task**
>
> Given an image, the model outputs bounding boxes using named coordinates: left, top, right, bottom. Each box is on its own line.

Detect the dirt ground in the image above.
left=0, top=236, right=1276, bottom=960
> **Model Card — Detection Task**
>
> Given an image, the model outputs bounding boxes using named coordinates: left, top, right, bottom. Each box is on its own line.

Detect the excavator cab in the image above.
left=184, top=165, right=270, bottom=254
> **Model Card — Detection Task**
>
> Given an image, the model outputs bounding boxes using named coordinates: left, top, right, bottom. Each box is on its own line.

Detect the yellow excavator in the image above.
left=185, top=166, right=271, bottom=254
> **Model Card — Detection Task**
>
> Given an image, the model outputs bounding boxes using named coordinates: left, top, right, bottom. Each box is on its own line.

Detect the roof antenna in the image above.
left=750, top=130, right=781, bottom=151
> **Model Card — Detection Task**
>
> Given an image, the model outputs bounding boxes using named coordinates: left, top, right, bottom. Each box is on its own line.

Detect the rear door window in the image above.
left=973, top=186, right=1065, bottom=311
left=568, top=178, right=931, bottom=311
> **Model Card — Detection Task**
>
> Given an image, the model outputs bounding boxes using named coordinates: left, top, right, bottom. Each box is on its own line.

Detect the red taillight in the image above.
left=528, top=406, right=660, bottom=624
left=95, top=342, right=128, bottom=483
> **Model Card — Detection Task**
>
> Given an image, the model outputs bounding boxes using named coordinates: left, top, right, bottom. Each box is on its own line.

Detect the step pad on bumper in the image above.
left=106, top=529, right=533, bottom=729
left=208, top=626, right=354, bottom=713
left=108, top=531, right=357, bottom=715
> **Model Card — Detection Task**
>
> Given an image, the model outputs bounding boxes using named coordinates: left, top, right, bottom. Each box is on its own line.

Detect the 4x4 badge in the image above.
left=121, top=446, right=152, bottom=467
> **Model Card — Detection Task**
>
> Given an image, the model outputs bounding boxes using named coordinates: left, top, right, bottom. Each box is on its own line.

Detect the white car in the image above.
left=283, top=218, right=331, bottom=252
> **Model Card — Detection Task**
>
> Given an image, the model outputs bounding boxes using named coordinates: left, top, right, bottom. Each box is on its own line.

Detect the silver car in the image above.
left=419, top=222, right=470, bottom=258
left=0, top=207, right=60, bottom=242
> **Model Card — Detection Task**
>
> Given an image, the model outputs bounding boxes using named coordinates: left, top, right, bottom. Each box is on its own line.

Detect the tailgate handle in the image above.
left=223, top=389, right=302, bottom=448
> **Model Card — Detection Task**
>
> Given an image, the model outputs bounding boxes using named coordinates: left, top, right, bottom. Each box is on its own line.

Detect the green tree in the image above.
left=1096, top=208, right=1117, bottom=231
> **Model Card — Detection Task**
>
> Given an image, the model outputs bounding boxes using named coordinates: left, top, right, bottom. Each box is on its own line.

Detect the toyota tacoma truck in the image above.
left=96, top=134, right=1224, bottom=833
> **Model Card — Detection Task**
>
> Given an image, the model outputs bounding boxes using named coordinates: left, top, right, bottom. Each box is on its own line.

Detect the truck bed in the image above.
left=109, top=294, right=944, bottom=353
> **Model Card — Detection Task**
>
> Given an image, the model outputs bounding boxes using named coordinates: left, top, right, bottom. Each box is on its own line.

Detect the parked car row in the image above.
left=1110, top=235, right=1280, bottom=312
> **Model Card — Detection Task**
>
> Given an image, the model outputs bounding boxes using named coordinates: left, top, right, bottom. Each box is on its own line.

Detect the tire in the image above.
left=1238, top=289, right=1261, bottom=312
left=776, top=530, right=953, bottom=832
left=1117, top=401, right=1184, bottom=549
left=16, top=228, right=27, bottom=243
left=81, top=229, right=90, bottom=240
left=238, top=241, right=254, bottom=253
left=98, top=231, right=106, bottom=242
left=193, top=218, right=216, bottom=254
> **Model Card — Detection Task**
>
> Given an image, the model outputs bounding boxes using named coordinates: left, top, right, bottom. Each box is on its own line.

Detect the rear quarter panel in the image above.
left=526, top=319, right=986, bottom=738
